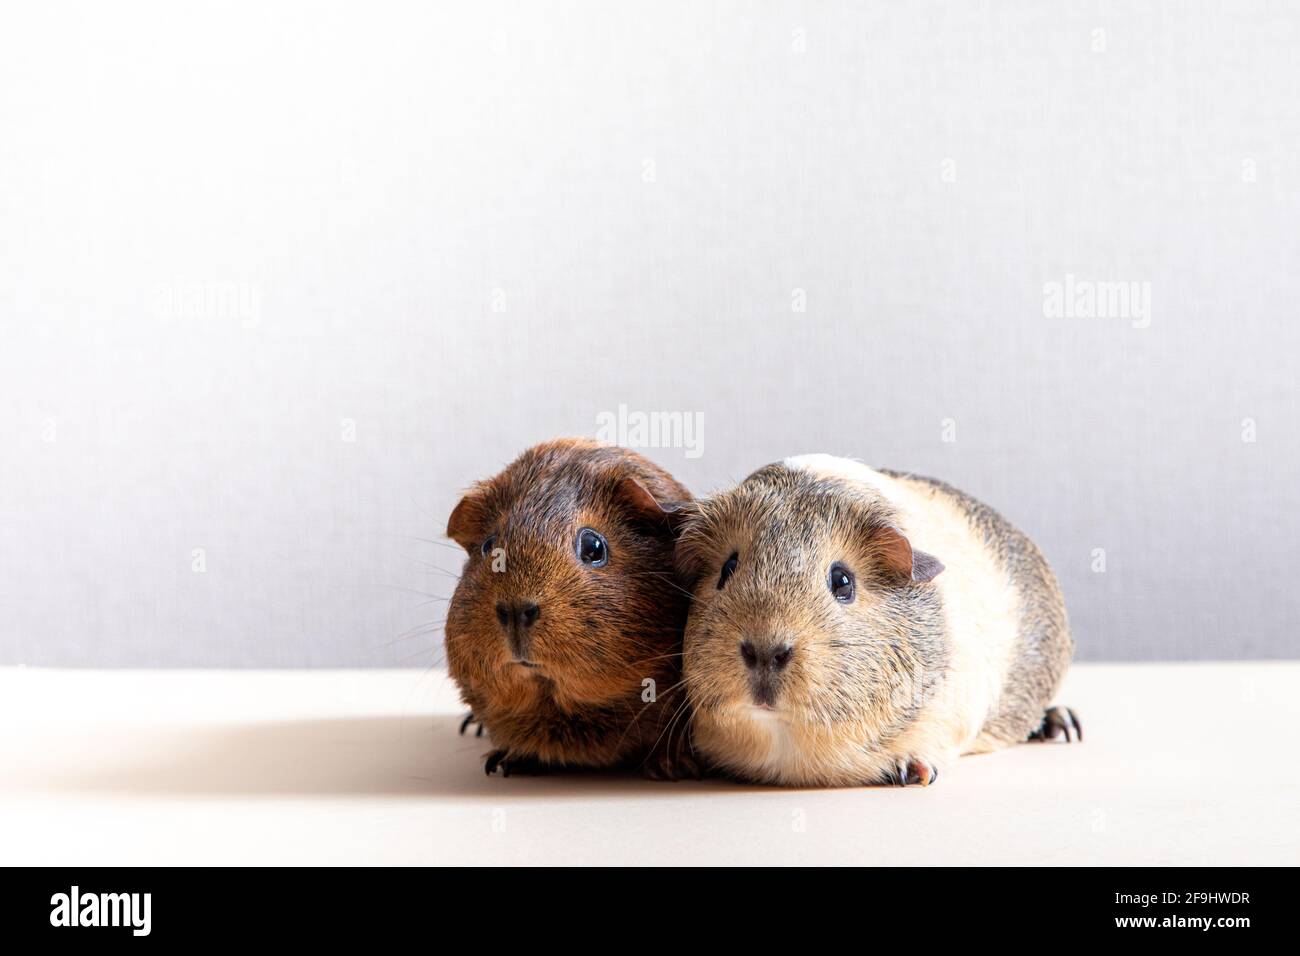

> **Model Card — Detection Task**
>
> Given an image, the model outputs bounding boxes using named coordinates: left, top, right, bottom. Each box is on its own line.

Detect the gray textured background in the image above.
left=2, top=2, right=1297, bottom=667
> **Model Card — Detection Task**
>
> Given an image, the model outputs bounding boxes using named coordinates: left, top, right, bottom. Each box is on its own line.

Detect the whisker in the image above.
left=384, top=532, right=463, bottom=552
left=401, top=555, right=463, bottom=580
left=620, top=570, right=697, bottom=601
left=394, top=644, right=442, bottom=666
left=379, top=583, right=448, bottom=599
left=635, top=650, right=685, bottom=665
left=609, top=678, right=688, bottom=753
left=642, top=695, right=692, bottom=771
left=383, top=620, right=447, bottom=646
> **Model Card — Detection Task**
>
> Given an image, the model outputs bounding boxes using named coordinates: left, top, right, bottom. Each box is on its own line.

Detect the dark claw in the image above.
left=476, top=723, right=484, bottom=737
left=641, top=744, right=703, bottom=782
left=483, top=749, right=548, bottom=777
left=1030, top=705, right=1084, bottom=743
left=459, top=712, right=475, bottom=736
left=889, top=757, right=938, bottom=786
left=907, top=759, right=938, bottom=786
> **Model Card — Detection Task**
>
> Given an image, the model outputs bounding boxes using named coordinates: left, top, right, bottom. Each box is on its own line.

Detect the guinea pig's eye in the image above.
left=717, top=553, right=738, bottom=590
left=576, top=528, right=609, bottom=568
left=828, top=562, right=855, bottom=603
left=480, top=534, right=497, bottom=557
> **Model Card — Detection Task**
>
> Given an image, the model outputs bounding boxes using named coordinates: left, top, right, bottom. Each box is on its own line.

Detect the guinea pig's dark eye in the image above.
left=480, top=534, right=496, bottom=557
left=829, top=562, right=855, bottom=603
left=717, top=553, right=738, bottom=590
left=576, top=528, right=609, bottom=568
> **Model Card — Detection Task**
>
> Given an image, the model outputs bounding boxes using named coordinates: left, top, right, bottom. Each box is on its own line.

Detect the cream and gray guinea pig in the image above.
left=445, top=439, right=698, bottom=778
left=677, top=454, right=1079, bottom=787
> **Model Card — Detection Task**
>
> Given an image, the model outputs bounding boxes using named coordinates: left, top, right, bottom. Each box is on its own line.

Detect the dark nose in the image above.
left=495, top=601, right=541, bottom=631
left=518, top=602, right=540, bottom=628
left=497, top=601, right=542, bottom=661
left=740, top=640, right=793, bottom=672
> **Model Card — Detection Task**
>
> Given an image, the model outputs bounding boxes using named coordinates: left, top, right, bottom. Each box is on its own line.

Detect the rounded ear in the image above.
left=671, top=500, right=713, bottom=589
left=870, top=524, right=944, bottom=584
left=446, top=491, right=488, bottom=553
left=616, top=477, right=694, bottom=535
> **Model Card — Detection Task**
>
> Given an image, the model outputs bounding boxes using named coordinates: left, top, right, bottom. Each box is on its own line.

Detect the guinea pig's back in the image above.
left=879, top=467, right=1074, bottom=749
left=785, top=455, right=1073, bottom=752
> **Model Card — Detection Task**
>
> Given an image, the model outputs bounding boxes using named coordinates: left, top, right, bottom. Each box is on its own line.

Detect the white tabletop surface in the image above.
left=1, top=663, right=1295, bottom=866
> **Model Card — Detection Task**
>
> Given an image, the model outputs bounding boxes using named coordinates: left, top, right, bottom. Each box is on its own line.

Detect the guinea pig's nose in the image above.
left=740, top=640, right=793, bottom=672
left=517, top=601, right=540, bottom=629
left=497, top=601, right=540, bottom=631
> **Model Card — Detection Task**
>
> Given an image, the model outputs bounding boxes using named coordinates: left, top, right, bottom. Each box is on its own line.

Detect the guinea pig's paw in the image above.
left=483, top=749, right=549, bottom=777
left=458, top=711, right=485, bottom=738
left=640, top=745, right=703, bottom=782
left=1028, top=705, right=1083, bottom=744
left=889, top=757, right=940, bottom=787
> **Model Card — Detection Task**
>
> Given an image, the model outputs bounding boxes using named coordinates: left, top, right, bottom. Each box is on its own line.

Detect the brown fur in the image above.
left=444, top=439, right=697, bottom=777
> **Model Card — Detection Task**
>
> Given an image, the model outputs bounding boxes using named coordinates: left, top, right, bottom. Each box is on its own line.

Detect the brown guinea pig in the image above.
left=444, top=438, right=697, bottom=778
left=677, top=454, right=1077, bottom=788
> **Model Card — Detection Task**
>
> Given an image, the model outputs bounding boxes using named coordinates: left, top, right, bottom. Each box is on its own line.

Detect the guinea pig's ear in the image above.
left=870, top=524, right=944, bottom=584
left=446, top=490, right=489, bottom=553
left=671, top=502, right=713, bottom=588
left=616, top=477, right=694, bottom=534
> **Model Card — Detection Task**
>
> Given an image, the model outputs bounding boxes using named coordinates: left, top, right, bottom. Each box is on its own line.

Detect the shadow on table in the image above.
left=48, top=715, right=745, bottom=799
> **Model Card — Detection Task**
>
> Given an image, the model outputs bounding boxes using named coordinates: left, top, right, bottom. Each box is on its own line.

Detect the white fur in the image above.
left=773, top=454, right=1023, bottom=776
left=745, top=707, right=802, bottom=776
